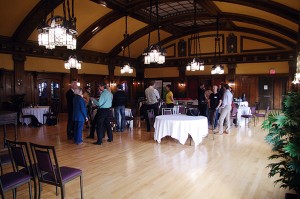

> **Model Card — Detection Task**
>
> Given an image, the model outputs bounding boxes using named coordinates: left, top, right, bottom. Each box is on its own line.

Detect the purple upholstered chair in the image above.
left=6, top=139, right=37, bottom=199
left=0, top=148, right=32, bottom=199
left=29, top=142, right=83, bottom=199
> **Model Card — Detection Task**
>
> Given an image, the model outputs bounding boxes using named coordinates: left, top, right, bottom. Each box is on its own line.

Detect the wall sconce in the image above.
left=228, top=80, right=235, bottom=87
left=110, top=82, right=116, bottom=87
left=77, top=82, right=81, bottom=87
left=17, top=79, right=23, bottom=86
left=178, top=82, right=186, bottom=87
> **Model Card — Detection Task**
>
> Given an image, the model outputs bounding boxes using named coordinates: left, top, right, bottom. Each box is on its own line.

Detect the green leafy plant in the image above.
left=262, top=92, right=300, bottom=197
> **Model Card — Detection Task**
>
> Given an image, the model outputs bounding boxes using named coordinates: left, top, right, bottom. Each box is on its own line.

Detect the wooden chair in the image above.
left=255, top=106, right=269, bottom=124
left=29, top=142, right=83, bottom=199
left=162, top=108, right=173, bottom=115
left=0, top=142, right=32, bottom=199
left=241, top=106, right=256, bottom=127
left=6, top=139, right=37, bottom=199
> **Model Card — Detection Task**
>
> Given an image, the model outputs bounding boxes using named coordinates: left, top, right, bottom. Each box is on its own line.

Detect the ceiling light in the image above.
left=143, top=0, right=166, bottom=64
left=38, top=0, right=77, bottom=50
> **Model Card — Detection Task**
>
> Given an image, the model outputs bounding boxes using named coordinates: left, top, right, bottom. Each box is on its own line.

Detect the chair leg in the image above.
left=80, top=175, right=83, bottom=199
left=61, top=185, right=65, bottom=199
left=28, top=181, right=32, bottom=199
left=38, top=182, right=42, bottom=199
left=13, top=188, right=16, bottom=199
left=56, top=185, right=58, bottom=196
left=33, top=179, right=37, bottom=199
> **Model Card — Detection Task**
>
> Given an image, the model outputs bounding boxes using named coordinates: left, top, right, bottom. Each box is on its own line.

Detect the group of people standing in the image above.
left=66, top=80, right=127, bottom=145
left=198, top=83, right=233, bottom=135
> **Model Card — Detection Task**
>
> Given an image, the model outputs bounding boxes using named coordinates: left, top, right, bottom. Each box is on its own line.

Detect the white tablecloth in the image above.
left=235, top=101, right=248, bottom=107
left=237, top=106, right=251, bottom=125
left=154, top=115, right=208, bottom=146
left=21, top=106, right=50, bottom=125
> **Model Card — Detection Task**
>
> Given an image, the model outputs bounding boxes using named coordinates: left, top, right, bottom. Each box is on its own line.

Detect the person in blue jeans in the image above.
left=208, top=85, right=222, bottom=129
left=112, top=84, right=127, bottom=132
left=73, top=88, right=88, bottom=145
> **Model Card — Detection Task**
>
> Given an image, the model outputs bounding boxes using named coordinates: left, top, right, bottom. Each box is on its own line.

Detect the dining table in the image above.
left=20, top=106, right=50, bottom=125
left=154, top=114, right=208, bottom=146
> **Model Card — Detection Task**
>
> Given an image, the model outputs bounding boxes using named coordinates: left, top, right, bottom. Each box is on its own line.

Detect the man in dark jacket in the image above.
left=66, top=80, right=78, bottom=140
left=112, top=84, right=127, bottom=132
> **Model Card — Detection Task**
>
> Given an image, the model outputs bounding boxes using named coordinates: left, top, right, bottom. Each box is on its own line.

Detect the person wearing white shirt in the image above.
left=214, top=84, right=233, bottom=135
left=144, top=81, right=160, bottom=132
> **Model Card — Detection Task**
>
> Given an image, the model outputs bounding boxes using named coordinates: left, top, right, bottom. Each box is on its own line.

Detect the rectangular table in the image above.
left=20, top=106, right=50, bottom=125
left=154, top=114, right=208, bottom=146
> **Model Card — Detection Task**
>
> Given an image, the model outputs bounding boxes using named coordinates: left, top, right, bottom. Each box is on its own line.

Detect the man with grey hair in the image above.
left=66, top=80, right=78, bottom=140
left=214, top=84, right=233, bottom=135
left=92, top=82, right=113, bottom=145
left=144, top=81, right=160, bottom=132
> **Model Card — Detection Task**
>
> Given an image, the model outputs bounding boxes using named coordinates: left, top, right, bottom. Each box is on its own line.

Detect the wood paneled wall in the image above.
left=0, top=69, right=290, bottom=112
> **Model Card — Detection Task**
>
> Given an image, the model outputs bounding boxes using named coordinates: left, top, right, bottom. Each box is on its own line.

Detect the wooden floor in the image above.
left=1, top=114, right=292, bottom=199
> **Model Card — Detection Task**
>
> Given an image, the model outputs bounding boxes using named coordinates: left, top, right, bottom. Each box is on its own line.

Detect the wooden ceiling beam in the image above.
left=77, top=11, right=124, bottom=49
left=213, top=0, right=298, bottom=23
left=12, top=0, right=63, bottom=43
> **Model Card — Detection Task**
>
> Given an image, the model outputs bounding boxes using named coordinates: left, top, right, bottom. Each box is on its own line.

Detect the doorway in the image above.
left=38, top=79, right=60, bottom=107
left=258, top=77, right=273, bottom=110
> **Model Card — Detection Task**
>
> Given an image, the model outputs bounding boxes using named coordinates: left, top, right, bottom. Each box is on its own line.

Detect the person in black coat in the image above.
left=112, top=84, right=127, bottom=132
left=197, top=83, right=207, bottom=116
left=66, top=80, right=78, bottom=140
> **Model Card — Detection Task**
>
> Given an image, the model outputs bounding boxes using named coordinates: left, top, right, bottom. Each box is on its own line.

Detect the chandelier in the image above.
left=65, top=55, right=81, bottom=70
left=121, top=63, right=133, bottom=74
left=38, top=0, right=77, bottom=50
left=186, top=0, right=204, bottom=71
left=143, top=0, right=166, bottom=64
left=121, top=16, right=133, bottom=74
left=211, top=17, right=224, bottom=75
left=292, top=52, right=300, bottom=84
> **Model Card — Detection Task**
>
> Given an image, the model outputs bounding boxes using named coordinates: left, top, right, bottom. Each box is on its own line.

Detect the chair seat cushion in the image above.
left=43, top=166, right=82, bottom=183
left=241, top=114, right=253, bottom=118
left=0, top=172, right=31, bottom=190
left=256, top=113, right=265, bottom=117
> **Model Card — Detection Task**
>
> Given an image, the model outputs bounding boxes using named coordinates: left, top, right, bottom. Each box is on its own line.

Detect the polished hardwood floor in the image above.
left=1, top=113, right=293, bottom=199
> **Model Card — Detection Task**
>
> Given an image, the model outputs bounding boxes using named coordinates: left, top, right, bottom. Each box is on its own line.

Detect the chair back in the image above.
left=162, top=108, right=173, bottom=115
left=30, top=143, right=61, bottom=185
left=250, top=106, right=256, bottom=115
left=177, top=106, right=186, bottom=114
left=265, top=106, right=270, bottom=114
left=6, top=139, right=34, bottom=177
left=147, top=109, right=155, bottom=119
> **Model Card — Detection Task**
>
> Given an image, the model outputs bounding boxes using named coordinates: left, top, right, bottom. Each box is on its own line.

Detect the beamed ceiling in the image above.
left=0, top=0, right=299, bottom=68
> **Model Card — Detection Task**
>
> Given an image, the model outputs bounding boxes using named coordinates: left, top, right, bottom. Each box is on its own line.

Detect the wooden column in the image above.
left=108, top=62, right=115, bottom=85
left=13, top=54, right=26, bottom=95
left=70, top=68, right=78, bottom=82
left=226, top=63, right=236, bottom=83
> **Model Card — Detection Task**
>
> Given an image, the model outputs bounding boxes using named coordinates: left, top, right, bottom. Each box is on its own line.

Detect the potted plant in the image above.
left=262, top=92, right=300, bottom=199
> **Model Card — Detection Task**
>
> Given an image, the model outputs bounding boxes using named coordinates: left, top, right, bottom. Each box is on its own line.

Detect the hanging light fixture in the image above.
left=121, top=15, right=133, bottom=74
left=211, top=17, right=224, bottom=75
left=292, top=52, right=300, bottom=84
left=143, top=0, right=166, bottom=64
left=38, top=0, right=77, bottom=50
left=186, top=0, right=204, bottom=72
left=64, top=55, right=81, bottom=70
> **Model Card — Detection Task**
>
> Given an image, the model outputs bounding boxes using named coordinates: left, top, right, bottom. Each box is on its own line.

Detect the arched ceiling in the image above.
left=0, top=0, right=299, bottom=67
